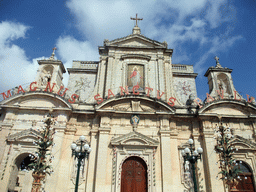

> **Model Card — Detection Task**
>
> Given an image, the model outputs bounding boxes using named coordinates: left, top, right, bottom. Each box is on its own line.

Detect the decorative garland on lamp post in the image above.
left=214, top=122, right=242, bottom=190
left=28, top=110, right=56, bottom=192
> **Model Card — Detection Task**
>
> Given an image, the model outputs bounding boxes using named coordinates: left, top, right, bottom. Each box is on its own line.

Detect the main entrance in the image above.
left=234, top=163, right=255, bottom=192
left=230, top=162, right=255, bottom=192
left=121, top=156, right=147, bottom=192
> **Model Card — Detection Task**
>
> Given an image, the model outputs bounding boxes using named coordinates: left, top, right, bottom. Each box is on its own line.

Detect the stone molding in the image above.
left=120, top=54, right=151, bottom=61
left=111, top=131, right=158, bottom=192
left=159, top=130, right=178, bottom=137
left=6, top=128, right=41, bottom=142
left=111, top=131, right=159, bottom=147
left=98, top=127, right=111, bottom=134
left=230, top=135, right=256, bottom=151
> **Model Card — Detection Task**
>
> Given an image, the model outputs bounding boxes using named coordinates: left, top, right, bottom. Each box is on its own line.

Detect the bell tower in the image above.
left=204, top=56, right=242, bottom=100
left=35, top=48, right=66, bottom=92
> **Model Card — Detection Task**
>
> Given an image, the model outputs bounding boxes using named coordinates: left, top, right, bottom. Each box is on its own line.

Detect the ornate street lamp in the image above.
left=71, top=135, right=92, bottom=192
left=181, top=139, right=203, bottom=192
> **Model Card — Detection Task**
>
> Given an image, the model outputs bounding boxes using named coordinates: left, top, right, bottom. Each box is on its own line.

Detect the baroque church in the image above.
left=0, top=16, right=256, bottom=192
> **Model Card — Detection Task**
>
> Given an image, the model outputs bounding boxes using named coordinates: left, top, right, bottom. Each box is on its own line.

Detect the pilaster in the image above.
left=94, top=127, right=111, bottom=192
left=86, top=129, right=98, bottom=192
left=202, top=129, right=225, bottom=192
left=98, top=57, right=107, bottom=98
left=159, top=130, right=179, bottom=191
left=54, top=133, right=75, bottom=191
left=105, top=54, right=115, bottom=97
left=157, top=55, right=165, bottom=100
left=44, top=127, right=65, bottom=192
left=164, top=60, right=171, bottom=101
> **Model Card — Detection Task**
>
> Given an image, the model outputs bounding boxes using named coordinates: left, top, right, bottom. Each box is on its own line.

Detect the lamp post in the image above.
left=71, top=135, right=92, bottom=192
left=181, top=139, right=203, bottom=192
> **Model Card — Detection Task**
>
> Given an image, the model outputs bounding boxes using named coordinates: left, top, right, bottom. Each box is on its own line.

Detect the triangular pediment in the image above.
left=106, top=34, right=166, bottom=48
left=111, top=131, right=159, bottom=147
left=7, top=128, right=41, bottom=142
left=230, top=135, right=256, bottom=150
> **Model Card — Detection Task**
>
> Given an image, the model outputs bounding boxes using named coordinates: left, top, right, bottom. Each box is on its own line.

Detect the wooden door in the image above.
left=230, top=163, right=255, bottom=192
left=234, top=173, right=255, bottom=192
left=121, top=156, right=147, bottom=192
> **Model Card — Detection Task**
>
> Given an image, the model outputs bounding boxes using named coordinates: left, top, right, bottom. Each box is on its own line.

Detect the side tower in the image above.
left=204, top=56, right=242, bottom=100
left=35, top=48, right=66, bottom=92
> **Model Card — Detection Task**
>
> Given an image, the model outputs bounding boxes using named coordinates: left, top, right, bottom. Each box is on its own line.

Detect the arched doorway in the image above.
left=121, top=156, right=147, bottom=192
left=232, top=162, right=255, bottom=192
left=8, top=153, right=34, bottom=192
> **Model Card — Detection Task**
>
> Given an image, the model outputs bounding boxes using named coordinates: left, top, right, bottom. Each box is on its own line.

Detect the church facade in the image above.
left=0, top=22, right=256, bottom=192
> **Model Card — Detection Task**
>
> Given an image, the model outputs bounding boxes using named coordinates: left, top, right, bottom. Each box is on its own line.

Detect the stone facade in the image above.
left=0, top=25, right=256, bottom=192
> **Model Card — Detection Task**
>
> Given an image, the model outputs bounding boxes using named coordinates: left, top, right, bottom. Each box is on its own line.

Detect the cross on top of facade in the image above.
left=214, top=56, right=219, bottom=64
left=52, top=47, right=57, bottom=55
left=214, top=56, right=222, bottom=68
left=49, top=47, right=57, bottom=60
left=130, top=14, right=143, bottom=27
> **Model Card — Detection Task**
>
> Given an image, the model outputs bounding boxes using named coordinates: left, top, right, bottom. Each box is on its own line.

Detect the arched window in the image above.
left=232, top=162, right=255, bottom=192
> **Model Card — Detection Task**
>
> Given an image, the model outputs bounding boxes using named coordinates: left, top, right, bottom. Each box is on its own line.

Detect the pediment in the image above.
left=230, top=135, right=256, bottom=150
left=106, top=35, right=166, bottom=48
left=7, top=128, right=41, bottom=142
left=111, top=131, right=159, bottom=147
left=199, top=100, right=256, bottom=117
left=1, top=92, right=72, bottom=109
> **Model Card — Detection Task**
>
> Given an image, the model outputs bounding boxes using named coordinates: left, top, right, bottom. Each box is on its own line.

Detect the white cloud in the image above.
left=0, top=21, right=42, bottom=94
left=65, top=0, right=238, bottom=67
left=205, top=0, right=228, bottom=28
left=56, top=35, right=99, bottom=86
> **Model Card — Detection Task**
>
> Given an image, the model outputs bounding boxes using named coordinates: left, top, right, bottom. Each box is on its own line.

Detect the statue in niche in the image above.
left=41, top=71, right=52, bottom=86
left=71, top=158, right=86, bottom=185
left=218, top=79, right=226, bottom=93
left=184, top=161, right=190, bottom=172
left=183, top=160, right=193, bottom=191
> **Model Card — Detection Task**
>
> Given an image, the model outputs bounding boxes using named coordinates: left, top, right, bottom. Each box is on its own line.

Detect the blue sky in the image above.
left=0, top=0, right=256, bottom=101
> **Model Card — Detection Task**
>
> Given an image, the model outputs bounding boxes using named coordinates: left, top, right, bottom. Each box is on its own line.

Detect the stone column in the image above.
left=94, top=127, right=111, bottom=192
left=86, top=130, right=98, bottom=192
